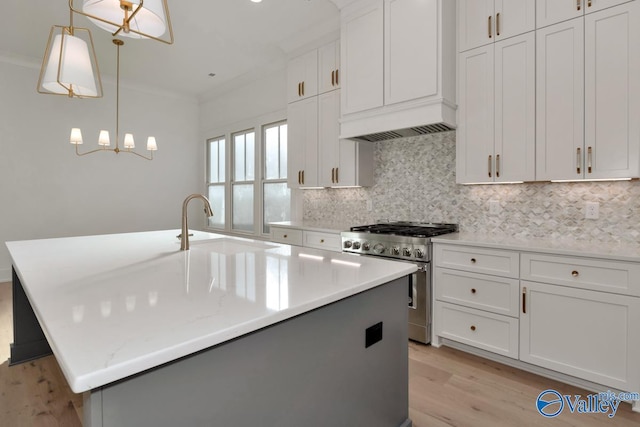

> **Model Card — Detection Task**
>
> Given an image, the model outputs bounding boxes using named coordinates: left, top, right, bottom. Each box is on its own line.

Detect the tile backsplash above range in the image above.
left=303, top=132, right=640, bottom=244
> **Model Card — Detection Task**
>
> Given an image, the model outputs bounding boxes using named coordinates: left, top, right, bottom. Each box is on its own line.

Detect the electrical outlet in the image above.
left=489, top=200, right=500, bottom=215
left=585, top=202, right=599, bottom=219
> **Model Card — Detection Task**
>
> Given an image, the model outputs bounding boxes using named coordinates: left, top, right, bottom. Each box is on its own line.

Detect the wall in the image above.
left=0, top=59, right=202, bottom=281
left=303, top=132, right=640, bottom=244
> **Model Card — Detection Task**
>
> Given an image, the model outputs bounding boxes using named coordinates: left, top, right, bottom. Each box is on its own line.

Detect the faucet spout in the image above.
left=180, top=194, right=214, bottom=250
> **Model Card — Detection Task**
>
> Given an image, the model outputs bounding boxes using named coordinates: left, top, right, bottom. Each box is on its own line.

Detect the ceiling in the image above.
left=0, top=0, right=341, bottom=100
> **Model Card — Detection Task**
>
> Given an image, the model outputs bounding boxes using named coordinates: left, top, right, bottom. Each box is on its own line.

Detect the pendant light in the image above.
left=37, top=8, right=102, bottom=98
left=70, top=39, right=158, bottom=160
left=69, top=0, right=174, bottom=44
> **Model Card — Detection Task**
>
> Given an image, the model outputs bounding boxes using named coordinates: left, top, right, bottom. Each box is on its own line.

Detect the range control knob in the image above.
left=362, top=242, right=371, bottom=251
left=373, top=243, right=386, bottom=254
left=414, top=248, right=425, bottom=258
left=343, top=240, right=353, bottom=249
left=352, top=241, right=361, bottom=250
left=391, top=246, right=400, bottom=256
left=402, top=247, right=412, bottom=257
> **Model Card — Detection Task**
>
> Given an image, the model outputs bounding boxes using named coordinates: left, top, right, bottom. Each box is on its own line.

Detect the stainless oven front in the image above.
left=406, top=261, right=431, bottom=344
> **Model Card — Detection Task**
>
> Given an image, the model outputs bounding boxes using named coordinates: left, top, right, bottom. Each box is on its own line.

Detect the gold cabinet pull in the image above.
left=471, top=288, right=477, bottom=294
left=301, top=81, right=304, bottom=96
left=577, top=0, right=581, bottom=11
left=577, top=147, right=582, bottom=174
left=496, top=12, right=501, bottom=36
left=331, top=168, right=335, bottom=183
left=488, top=16, right=492, bottom=38
left=588, top=0, right=592, bottom=7
left=331, top=70, right=335, bottom=87
left=320, top=239, right=325, bottom=243
left=298, top=170, right=301, bottom=184
left=572, top=270, right=579, bottom=277
left=335, top=167, right=339, bottom=183
left=335, top=69, right=339, bottom=85
left=298, top=82, right=301, bottom=97
left=496, top=154, right=500, bottom=178
left=587, top=146, right=592, bottom=174
left=470, top=258, right=477, bottom=264
left=301, top=170, right=305, bottom=185
left=470, top=325, right=477, bottom=331
left=522, top=287, right=527, bottom=313
left=284, top=234, right=288, bottom=238
left=488, top=155, right=492, bottom=178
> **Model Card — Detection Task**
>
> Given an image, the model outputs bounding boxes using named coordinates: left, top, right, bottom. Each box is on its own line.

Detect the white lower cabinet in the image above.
left=521, top=280, right=640, bottom=391
left=434, top=241, right=640, bottom=398
left=270, top=226, right=342, bottom=252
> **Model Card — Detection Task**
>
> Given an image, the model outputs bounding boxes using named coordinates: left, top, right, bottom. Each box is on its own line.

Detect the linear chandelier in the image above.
left=70, top=39, right=157, bottom=160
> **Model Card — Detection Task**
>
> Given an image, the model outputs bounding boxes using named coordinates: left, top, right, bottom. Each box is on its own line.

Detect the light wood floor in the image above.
left=1, top=281, right=639, bottom=426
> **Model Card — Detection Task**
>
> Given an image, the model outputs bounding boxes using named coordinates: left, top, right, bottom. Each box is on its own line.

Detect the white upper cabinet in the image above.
left=287, top=50, right=318, bottom=103
left=340, top=0, right=384, bottom=115
left=536, top=2, right=640, bottom=180
left=384, top=0, right=438, bottom=105
left=537, top=0, right=634, bottom=28
left=318, top=40, right=340, bottom=94
left=458, top=0, right=535, bottom=52
left=457, top=32, right=535, bottom=183
left=287, top=97, right=318, bottom=189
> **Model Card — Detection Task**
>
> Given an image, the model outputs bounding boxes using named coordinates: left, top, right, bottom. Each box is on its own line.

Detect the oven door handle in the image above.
left=408, top=265, right=426, bottom=309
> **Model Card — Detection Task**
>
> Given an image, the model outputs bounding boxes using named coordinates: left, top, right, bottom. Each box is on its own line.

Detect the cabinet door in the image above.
left=537, top=0, right=584, bottom=28
left=494, top=0, right=536, bottom=43
left=494, top=32, right=535, bottom=182
left=318, top=41, right=340, bottom=94
left=521, top=281, right=640, bottom=391
left=286, top=97, right=318, bottom=189
left=535, top=18, right=584, bottom=181
left=287, top=50, right=318, bottom=103
left=340, top=0, right=384, bottom=115
left=585, top=2, right=640, bottom=178
left=337, top=139, right=374, bottom=187
left=384, top=0, right=438, bottom=105
left=318, top=90, right=340, bottom=187
left=457, top=45, right=495, bottom=183
left=458, top=0, right=494, bottom=52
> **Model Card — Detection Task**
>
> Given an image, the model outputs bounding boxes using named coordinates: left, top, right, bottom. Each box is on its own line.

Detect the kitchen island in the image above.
left=6, top=230, right=415, bottom=426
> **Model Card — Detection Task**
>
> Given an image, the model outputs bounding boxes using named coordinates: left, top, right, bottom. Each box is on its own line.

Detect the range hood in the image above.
left=349, top=122, right=454, bottom=143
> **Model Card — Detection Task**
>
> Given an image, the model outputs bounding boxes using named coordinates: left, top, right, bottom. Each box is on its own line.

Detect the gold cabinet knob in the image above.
left=470, top=258, right=477, bottom=264
left=470, top=325, right=477, bottom=331
left=471, top=288, right=477, bottom=294
left=571, top=270, right=579, bottom=277
left=283, top=234, right=288, bottom=238
left=320, top=239, right=325, bottom=243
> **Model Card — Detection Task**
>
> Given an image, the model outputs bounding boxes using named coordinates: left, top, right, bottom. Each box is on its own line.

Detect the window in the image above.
left=232, top=130, right=255, bottom=232
left=207, top=136, right=226, bottom=228
left=206, top=117, right=290, bottom=237
left=262, top=122, right=289, bottom=234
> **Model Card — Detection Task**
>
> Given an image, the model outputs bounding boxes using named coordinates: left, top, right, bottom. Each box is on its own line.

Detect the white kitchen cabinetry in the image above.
left=287, top=97, right=318, bottom=189
left=458, top=0, right=535, bottom=52
left=339, top=0, right=456, bottom=138
left=536, top=2, right=640, bottom=180
left=318, top=40, right=340, bottom=94
left=287, top=50, right=318, bottom=104
left=270, top=225, right=342, bottom=252
left=537, top=0, right=633, bottom=28
left=457, top=32, right=535, bottom=183
left=318, top=90, right=374, bottom=187
left=434, top=240, right=640, bottom=402
left=434, top=244, right=520, bottom=359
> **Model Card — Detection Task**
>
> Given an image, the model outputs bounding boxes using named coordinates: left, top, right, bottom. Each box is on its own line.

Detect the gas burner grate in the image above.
left=349, top=222, right=458, bottom=237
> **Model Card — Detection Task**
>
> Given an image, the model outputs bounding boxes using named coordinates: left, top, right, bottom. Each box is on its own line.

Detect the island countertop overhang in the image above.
left=6, top=230, right=416, bottom=393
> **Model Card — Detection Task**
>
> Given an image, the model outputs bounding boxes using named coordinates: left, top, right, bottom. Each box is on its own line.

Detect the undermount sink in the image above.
left=188, top=238, right=279, bottom=255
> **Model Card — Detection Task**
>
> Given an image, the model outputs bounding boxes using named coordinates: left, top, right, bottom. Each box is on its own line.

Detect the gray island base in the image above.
left=73, top=276, right=412, bottom=426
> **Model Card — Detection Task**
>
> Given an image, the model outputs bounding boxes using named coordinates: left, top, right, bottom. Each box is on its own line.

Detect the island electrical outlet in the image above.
left=585, top=202, right=599, bottom=219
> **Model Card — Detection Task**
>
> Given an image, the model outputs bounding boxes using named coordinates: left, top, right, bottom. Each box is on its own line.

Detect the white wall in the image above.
left=0, top=59, right=202, bottom=281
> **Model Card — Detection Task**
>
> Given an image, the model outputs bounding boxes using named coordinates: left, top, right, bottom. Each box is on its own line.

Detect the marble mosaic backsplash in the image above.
left=302, top=131, right=640, bottom=243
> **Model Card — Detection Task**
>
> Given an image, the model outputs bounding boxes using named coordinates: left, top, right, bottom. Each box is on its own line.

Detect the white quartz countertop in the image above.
left=269, top=221, right=353, bottom=234
left=432, top=232, right=640, bottom=262
left=6, top=230, right=415, bottom=393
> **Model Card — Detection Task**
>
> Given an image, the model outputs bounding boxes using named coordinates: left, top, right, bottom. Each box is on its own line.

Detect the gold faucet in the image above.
left=180, top=194, right=214, bottom=250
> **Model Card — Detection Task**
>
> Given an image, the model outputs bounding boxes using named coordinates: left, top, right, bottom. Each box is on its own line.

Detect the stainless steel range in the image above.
left=341, top=222, right=458, bottom=343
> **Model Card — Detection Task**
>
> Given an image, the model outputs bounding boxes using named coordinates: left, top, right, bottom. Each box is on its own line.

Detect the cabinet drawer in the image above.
left=434, top=244, right=519, bottom=278
left=270, top=227, right=303, bottom=246
left=521, top=253, right=640, bottom=296
left=303, top=231, right=342, bottom=252
left=434, top=267, right=519, bottom=317
left=435, top=302, right=519, bottom=359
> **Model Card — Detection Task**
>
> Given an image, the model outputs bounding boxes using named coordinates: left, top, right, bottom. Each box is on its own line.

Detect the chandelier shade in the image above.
left=37, top=26, right=102, bottom=98
left=70, top=0, right=174, bottom=44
